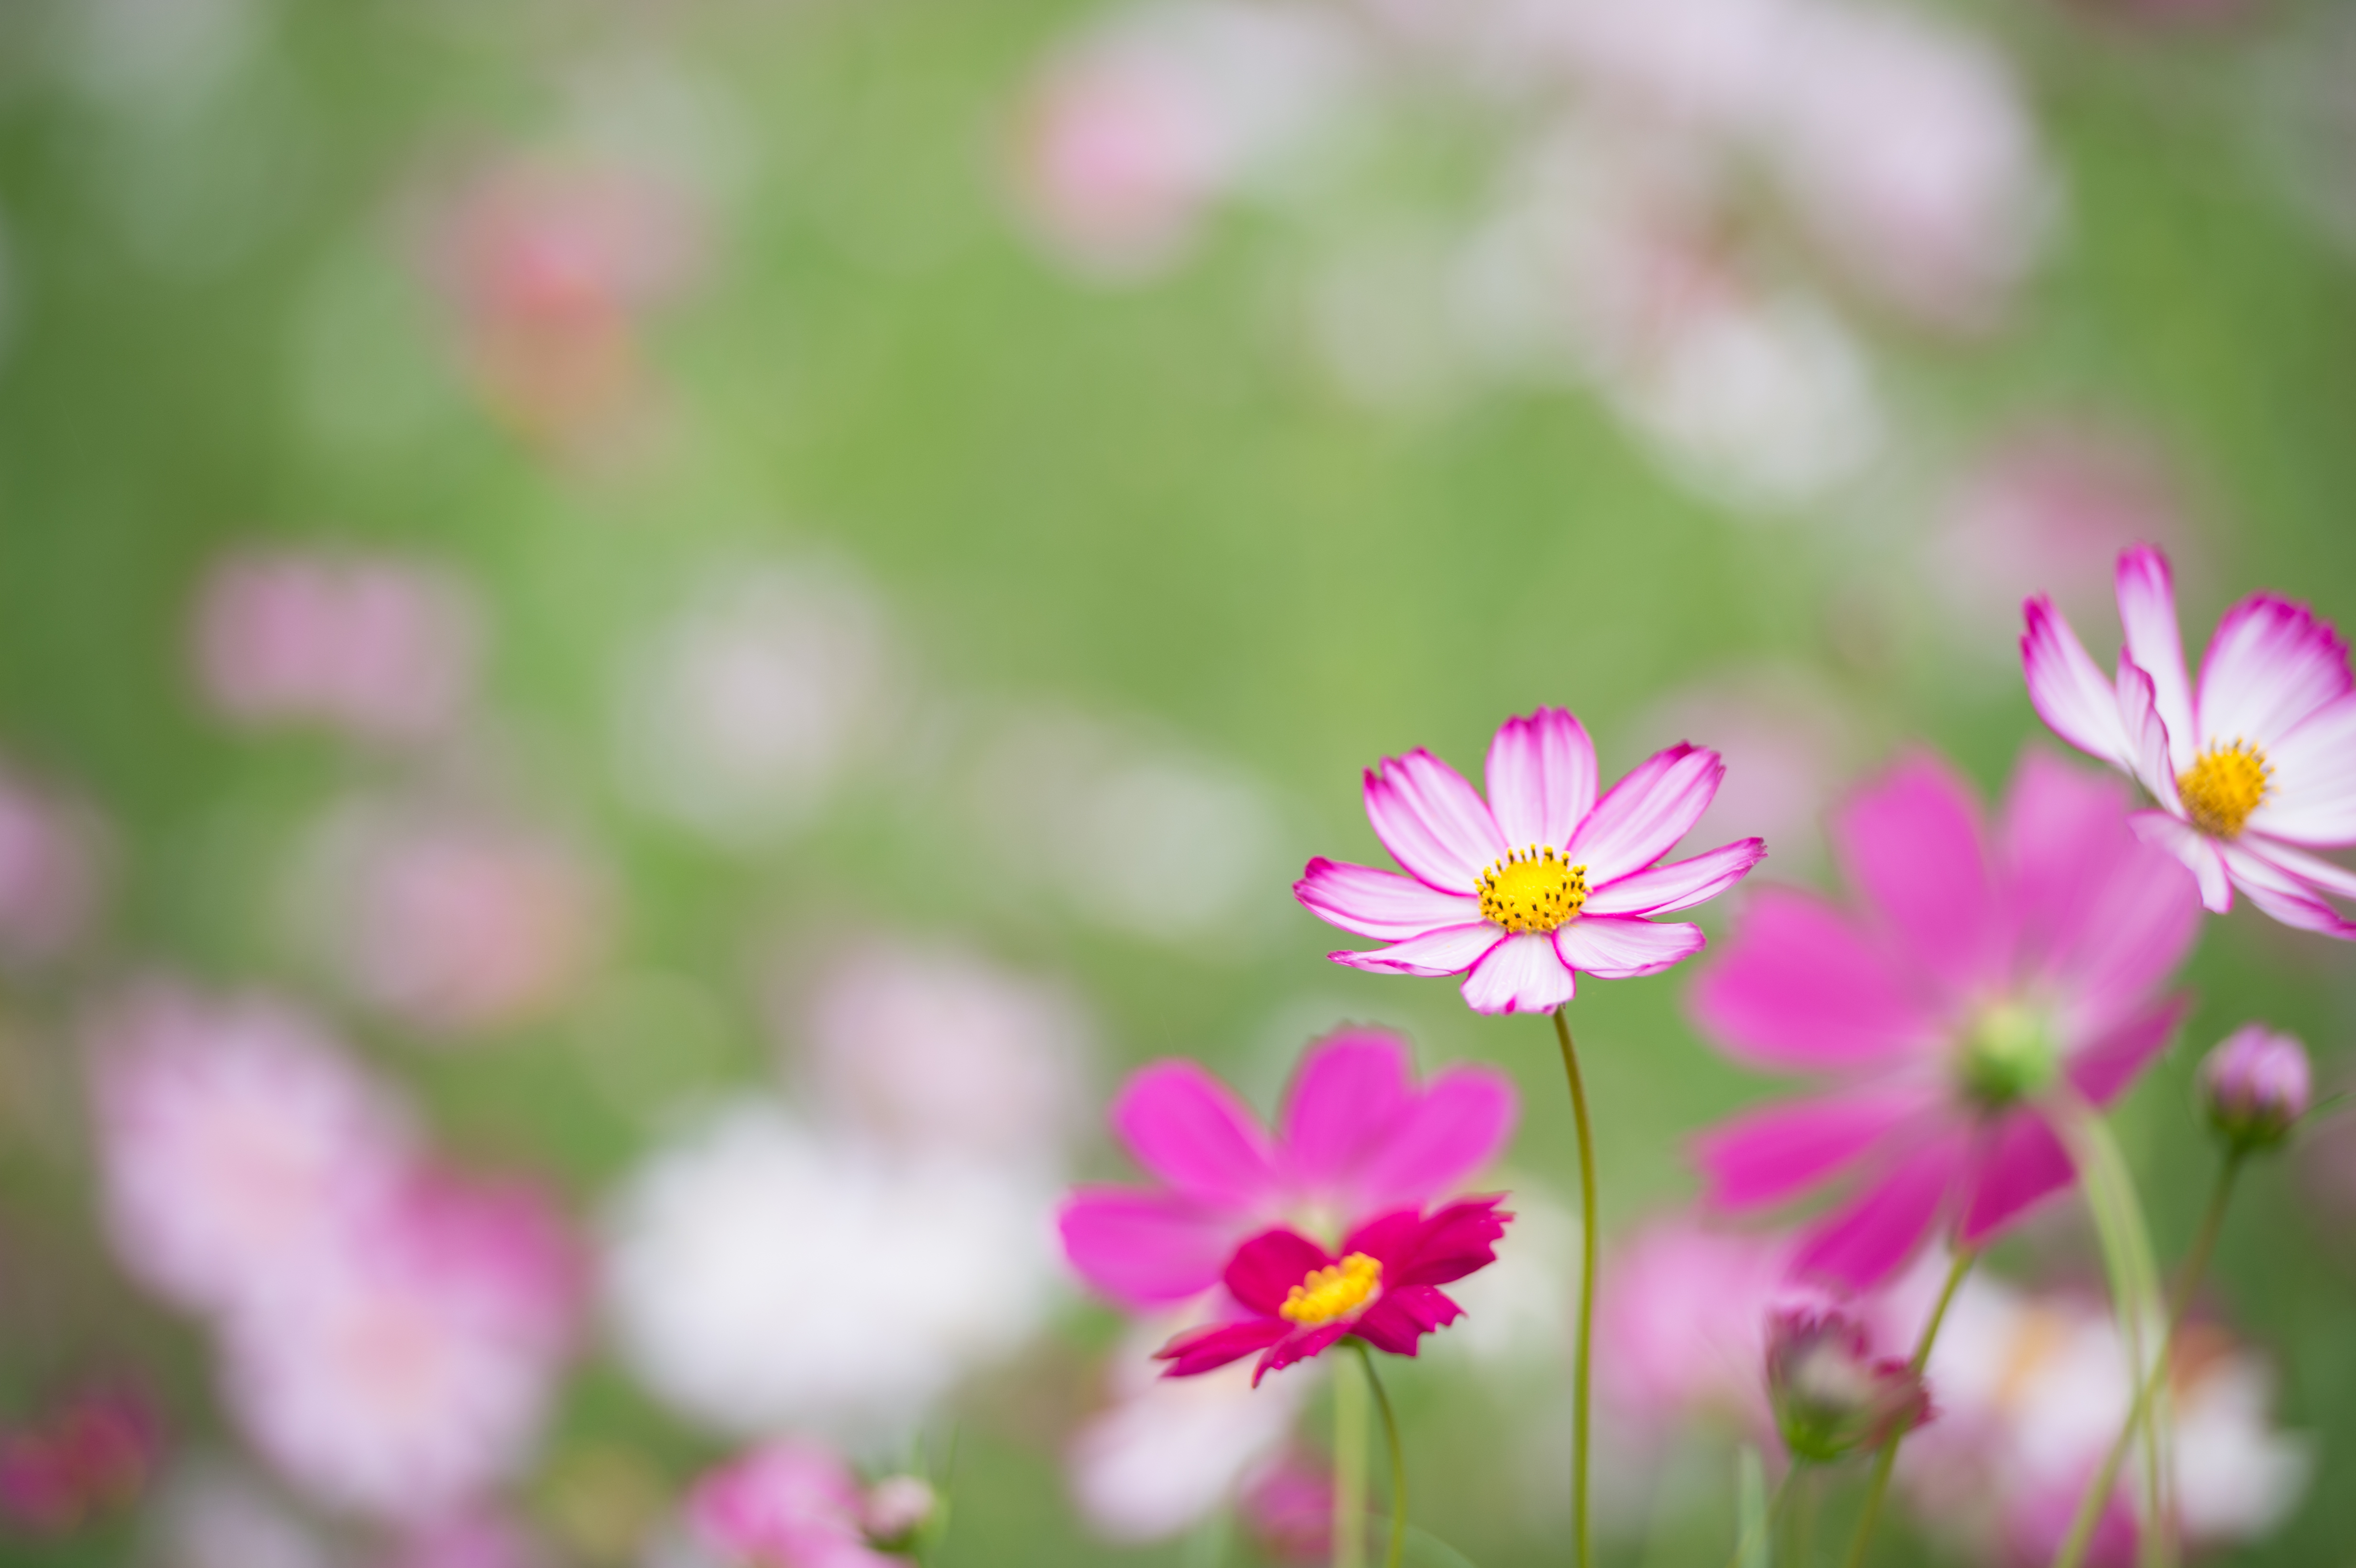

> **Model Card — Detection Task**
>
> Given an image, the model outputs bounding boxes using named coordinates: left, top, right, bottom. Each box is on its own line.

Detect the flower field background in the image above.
left=2, top=0, right=2356, bottom=1565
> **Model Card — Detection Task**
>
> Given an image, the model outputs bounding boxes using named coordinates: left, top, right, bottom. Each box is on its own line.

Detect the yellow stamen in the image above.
left=1279, top=1252, right=1382, bottom=1326
left=2178, top=740, right=2270, bottom=838
left=1476, top=845, right=1588, bottom=935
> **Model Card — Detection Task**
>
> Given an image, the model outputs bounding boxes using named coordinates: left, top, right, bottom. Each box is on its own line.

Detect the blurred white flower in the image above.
left=615, top=561, right=902, bottom=845
left=602, top=1099, right=1061, bottom=1443
left=0, top=760, right=106, bottom=967
left=1529, top=0, right=1800, bottom=137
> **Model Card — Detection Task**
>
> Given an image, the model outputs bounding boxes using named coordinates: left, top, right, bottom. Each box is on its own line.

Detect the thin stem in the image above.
left=2051, top=1153, right=2245, bottom=1568
left=1723, top=1461, right=1799, bottom=1568
left=1553, top=1006, right=1599, bottom=1568
left=1350, top=1341, right=1409, bottom=1568
left=1333, top=1338, right=1368, bottom=1568
left=1840, top=1247, right=1976, bottom=1568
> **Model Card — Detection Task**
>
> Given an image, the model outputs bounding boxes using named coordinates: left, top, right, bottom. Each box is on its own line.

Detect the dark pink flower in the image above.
left=688, top=1440, right=912, bottom=1568
left=2022, top=544, right=2356, bottom=935
left=0, top=1386, right=161, bottom=1532
left=1689, top=750, right=2200, bottom=1290
left=1058, top=1029, right=1515, bottom=1308
left=1764, top=1307, right=1931, bottom=1463
left=1240, top=1455, right=1333, bottom=1565
left=1154, top=1197, right=1511, bottom=1385
left=1297, top=707, right=1764, bottom=1014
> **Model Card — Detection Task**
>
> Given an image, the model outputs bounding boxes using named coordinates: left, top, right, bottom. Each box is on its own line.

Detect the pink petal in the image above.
left=1351, top=1072, right=1516, bottom=1213
left=1364, top=751, right=1505, bottom=893
left=1156, top=1319, right=1289, bottom=1379
left=2116, top=545, right=2197, bottom=774
left=2244, top=836, right=2356, bottom=900
left=1254, top=1323, right=1348, bottom=1384
left=1792, top=1134, right=1966, bottom=1292
left=2064, top=996, right=2188, bottom=1107
left=2218, top=841, right=2356, bottom=939
left=1223, top=1228, right=1331, bottom=1317
left=1958, top=1111, right=2077, bottom=1244
left=1329, top=923, right=1500, bottom=978
left=1350, top=1295, right=1439, bottom=1355
left=1832, top=753, right=2000, bottom=997
left=1567, top=744, right=1725, bottom=886
left=1688, top=888, right=1943, bottom=1070
left=2194, top=591, right=2353, bottom=751
left=2115, top=659, right=2179, bottom=807
left=1294, top=858, right=1483, bottom=940
left=1458, top=932, right=1575, bottom=1014
left=1058, top=1189, right=1240, bottom=1306
left=1483, top=708, right=1597, bottom=850
left=1277, top=1030, right=1412, bottom=1181
left=1112, top=1062, right=1276, bottom=1208
left=1352, top=1195, right=1510, bottom=1288
left=1584, top=838, right=1766, bottom=916
left=2021, top=596, right=2129, bottom=769
left=1279, top=1034, right=1516, bottom=1213
left=1691, top=1089, right=1928, bottom=1211
left=1552, top=915, right=1705, bottom=979
left=2247, top=693, right=2356, bottom=846
left=2128, top=811, right=2230, bottom=912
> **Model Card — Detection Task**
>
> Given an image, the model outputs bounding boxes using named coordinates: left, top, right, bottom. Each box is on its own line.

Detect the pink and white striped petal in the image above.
left=2242, top=837, right=2356, bottom=902
left=1364, top=751, right=1505, bottom=893
left=1331, top=923, right=1501, bottom=979
left=1293, top=858, right=1483, bottom=940
left=1484, top=708, right=1597, bottom=851
left=1584, top=838, right=1766, bottom=916
left=1565, top=745, right=1724, bottom=886
left=2115, top=660, right=2180, bottom=807
left=2116, top=546, right=2197, bottom=774
left=1458, top=933, right=1575, bottom=1015
left=1552, top=915, right=1705, bottom=979
left=2129, top=812, right=2232, bottom=913
left=2247, top=694, right=2356, bottom=847
left=2022, top=598, right=2130, bottom=769
left=2195, top=593, right=2353, bottom=752
left=2218, top=843, right=2356, bottom=940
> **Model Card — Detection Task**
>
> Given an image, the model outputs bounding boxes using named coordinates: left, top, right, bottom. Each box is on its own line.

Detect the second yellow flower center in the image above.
left=2178, top=740, right=2270, bottom=838
left=1280, top=1252, right=1382, bottom=1326
left=1477, top=846, right=1588, bottom=935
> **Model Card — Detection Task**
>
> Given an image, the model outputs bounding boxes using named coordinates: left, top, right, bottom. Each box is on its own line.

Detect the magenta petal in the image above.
left=2195, top=591, right=2354, bottom=751
left=2249, top=694, right=2356, bottom=847
left=2128, top=812, right=2231, bottom=913
left=1688, top=888, right=1941, bottom=1069
left=1566, top=744, right=1725, bottom=885
left=1279, top=1034, right=1516, bottom=1213
left=1295, top=858, right=1484, bottom=940
left=2022, top=596, right=2129, bottom=768
left=1365, top=751, right=1504, bottom=892
left=1832, top=753, right=2000, bottom=997
left=1277, top=1031, right=1414, bottom=1184
left=1584, top=838, right=1766, bottom=916
left=1350, top=1068, right=1517, bottom=1214
left=1331, top=923, right=1501, bottom=978
left=1484, top=708, right=1597, bottom=850
left=1792, top=1134, right=1965, bottom=1292
left=1224, top=1228, right=1332, bottom=1317
left=1156, top=1319, right=1289, bottom=1379
left=1112, top=1062, right=1277, bottom=1208
left=2065, top=997, right=2187, bottom=1107
left=1552, top=915, right=1705, bottom=979
left=1349, top=1299, right=1427, bottom=1355
left=1692, top=1090, right=1926, bottom=1211
left=1459, top=932, right=1575, bottom=1014
left=1254, top=1323, right=1348, bottom=1384
left=1362, top=1196, right=1510, bottom=1288
left=1959, top=1111, right=2077, bottom=1244
left=1058, top=1188, right=1240, bottom=1306
left=2115, top=545, right=2197, bottom=774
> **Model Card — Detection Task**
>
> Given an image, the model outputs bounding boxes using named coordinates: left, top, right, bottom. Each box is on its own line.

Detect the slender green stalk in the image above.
left=1839, top=1247, right=1976, bottom=1568
left=1552, top=1006, right=1599, bottom=1568
left=1724, top=1457, right=1796, bottom=1568
left=1333, top=1338, right=1369, bottom=1568
left=2051, top=1153, right=2245, bottom=1568
left=1350, top=1340, right=1408, bottom=1568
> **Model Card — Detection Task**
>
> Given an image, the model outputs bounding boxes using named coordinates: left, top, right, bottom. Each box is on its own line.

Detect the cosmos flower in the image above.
left=1058, top=1028, right=1515, bottom=1308
left=1296, top=707, right=1764, bottom=1014
left=1689, top=750, right=2200, bottom=1289
left=2199, top=1024, right=2312, bottom=1154
left=1154, top=1197, right=1511, bottom=1385
left=688, top=1440, right=926, bottom=1568
left=1764, top=1307, right=1931, bottom=1463
left=2022, top=544, right=2356, bottom=936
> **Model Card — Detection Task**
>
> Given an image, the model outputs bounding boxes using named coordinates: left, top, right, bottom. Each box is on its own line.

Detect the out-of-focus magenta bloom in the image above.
left=1689, top=751, right=2200, bottom=1290
left=1297, top=708, right=1764, bottom=1015
left=1058, top=1029, right=1514, bottom=1308
left=1155, top=1197, right=1510, bottom=1385
left=2022, top=544, right=2356, bottom=936
left=1764, top=1307, right=1931, bottom=1463
left=688, top=1440, right=915, bottom=1568
left=0, top=761, right=104, bottom=967
left=0, top=1387, right=161, bottom=1532
left=2200, top=1025, right=2312, bottom=1153
left=1240, top=1455, right=1333, bottom=1566
left=193, top=551, right=480, bottom=746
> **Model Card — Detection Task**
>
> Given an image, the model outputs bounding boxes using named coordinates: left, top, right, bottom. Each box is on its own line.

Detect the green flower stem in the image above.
left=1349, top=1340, right=1409, bottom=1568
left=1334, top=1336, right=1369, bottom=1568
left=1839, top=1246, right=1976, bottom=1568
left=1724, top=1460, right=1799, bottom=1568
left=2051, top=1151, right=2246, bottom=1568
left=1552, top=1006, right=1598, bottom=1568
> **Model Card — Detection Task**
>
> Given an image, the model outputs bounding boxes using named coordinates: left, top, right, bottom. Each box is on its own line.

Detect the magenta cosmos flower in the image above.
left=1058, top=1029, right=1515, bottom=1308
left=1295, top=708, right=1765, bottom=1014
left=1688, top=751, right=2200, bottom=1290
left=2023, top=544, right=2356, bottom=936
left=1154, top=1197, right=1511, bottom=1385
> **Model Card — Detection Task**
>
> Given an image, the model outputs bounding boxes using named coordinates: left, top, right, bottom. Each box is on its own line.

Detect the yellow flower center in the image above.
left=1476, top=846, right=1588, bottom=935
left=1279, top=1252, right=1382, bottom=1327
left=2178, top=740, right=2271, bottom=839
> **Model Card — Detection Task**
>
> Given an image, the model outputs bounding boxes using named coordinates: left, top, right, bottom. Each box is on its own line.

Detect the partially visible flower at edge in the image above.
left=688, top=1438, right=926, bottom=1568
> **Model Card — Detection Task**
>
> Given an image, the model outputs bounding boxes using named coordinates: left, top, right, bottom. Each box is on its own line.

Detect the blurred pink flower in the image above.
left=1297, top=707, right=1764, bottom=1014
left=219, top=1169, right=582, bottom=1524
left=377, top=1513, right=548, bottom=1568
left=193, top=551, right=480, bottom=746
left=687, top=1440, right=903, bottom=1568
left=1644, top=671, right=1856, bottom=868
left=88, top=983, right=417, bottom=1316
left=0, top=761, right=105, bottom=966
left=1155, top=1196, right=1511, bottom=1385
left=0, top=1386, right=162, bottom=1533
left=2023, top=544, right=2356, bottom=936
left=2200, top=1024, right=2312, bottom=1152
left=1239, top=1455, right=1332, bottom=1565
left=1690, top=750, right=2200, bottom=1289
left=1058, top=1028, right=1515, bottom=1307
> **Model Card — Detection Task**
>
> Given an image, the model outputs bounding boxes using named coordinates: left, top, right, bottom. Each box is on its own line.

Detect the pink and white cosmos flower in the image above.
left=1296, top=708, right=1765, bottom=1014
left=2022, top=544, right=2356, bottom=936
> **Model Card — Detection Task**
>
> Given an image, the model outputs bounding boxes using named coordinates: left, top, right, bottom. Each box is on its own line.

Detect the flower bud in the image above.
left=1765, top=1308, right=1931, bottom=1464
left=862, top=1475, right=938, bottom=1551
left=2199, top=1025, right=2311, bottom=1154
